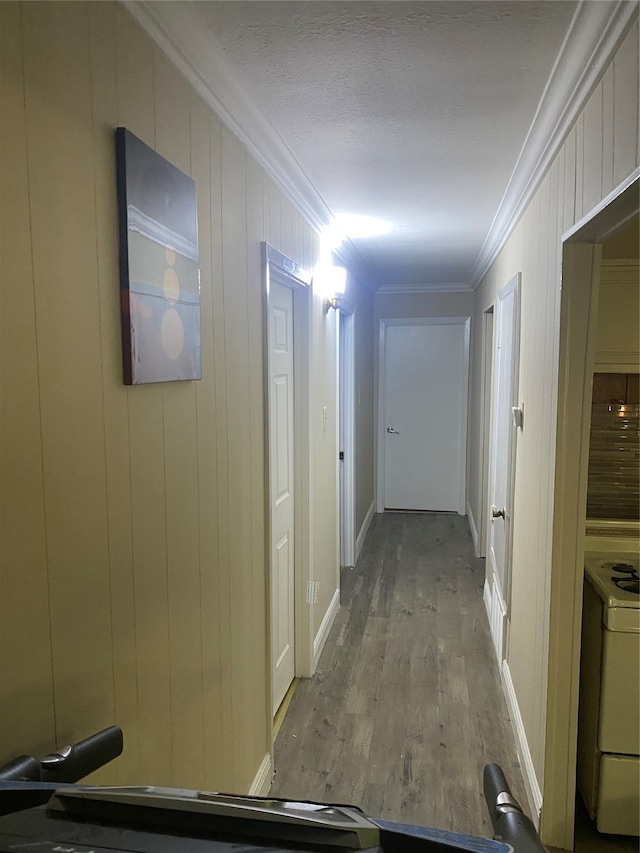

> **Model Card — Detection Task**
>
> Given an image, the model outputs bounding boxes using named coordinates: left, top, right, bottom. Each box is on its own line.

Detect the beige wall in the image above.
left=375, top=290, right=474, bottom=322
left=0, top=0, right=346, bottom=792
left=467, top=15, right=638, bottom=816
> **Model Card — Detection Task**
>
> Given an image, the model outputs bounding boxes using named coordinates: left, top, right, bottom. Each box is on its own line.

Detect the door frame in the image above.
left=338, top=306, right=356, bottom=568
left=477, top=306, right=495, bottom=558
left=376, top=316, right=471, bottom=514
left=542, top=171, right=639, bottom=848
left=486, top=274, right=521, bottom=664
left=263, top=244, right=314, bottom=722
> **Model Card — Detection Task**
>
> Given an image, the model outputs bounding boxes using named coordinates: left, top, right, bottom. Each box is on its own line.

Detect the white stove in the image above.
left=584, top=550, right=640, bottom=631
left=578, top=532, right=640, bottom=836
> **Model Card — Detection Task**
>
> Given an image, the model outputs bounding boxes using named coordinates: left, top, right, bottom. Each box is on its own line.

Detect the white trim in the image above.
left=562, top=167, right=640, bottom=242
left=594, top=351, right=640, bottom=368
left=123, top=0, right=370, bottom=288
left=544, top=175, right=639, bottom=850
left=356, top=501, right=376, bottom=563
left=600, top=259, right=640, bottom=281
left=313, top=588, right=340, bottom=669
left=377, top=316, right=471, bottom=514
left=469, top=2, right=639, bottom=289
left=502, top=660, right=543, bottom=825
left=489, top=572, right=507, bottom=664
left=467, top=503, right=479, bottom=557
left=483, top=579, right=492, bottom=624
left=248, top=753, right=273, bottom=796
left=124, top=1, right=635, bottom=296
left=479, top=306, right=496, bottom=559
left=487, top=274, right=521, bottom=618
left=264, top=244, right=315, bottom=709
left=339, top=310, right=356, bottom=568
left=376, top=282, right=472, bottom=295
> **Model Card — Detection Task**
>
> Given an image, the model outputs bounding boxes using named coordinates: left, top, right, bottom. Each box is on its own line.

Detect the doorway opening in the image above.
left=542, top=173, right=639, bottom=848
left=264, top=244, right=314, bottom=723
left=338, top=306, right=356, bottom=568
left=376, top=316, right=470, bottom=514
left=476, top=306, right=494, bottom=559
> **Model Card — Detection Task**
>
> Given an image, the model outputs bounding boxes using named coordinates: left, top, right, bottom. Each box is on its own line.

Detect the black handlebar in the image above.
left=483, top=763, right=547, bottom=853
left=0, top=726, right=123, bottom=784
left=0, top=726, right=123, bottom=817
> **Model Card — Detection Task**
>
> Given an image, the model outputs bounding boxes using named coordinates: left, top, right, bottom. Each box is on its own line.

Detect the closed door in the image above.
left=488, top=275, right=520, bottom=623
left=268, top=280, right=295, bottom=714
left=383, top=321, right=468, bottom=512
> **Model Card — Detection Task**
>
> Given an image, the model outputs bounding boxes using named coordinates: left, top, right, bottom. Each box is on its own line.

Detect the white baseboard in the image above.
left=467, top=502, right=479, bottom=556
left=489, top=576, right=506, bottom=663
left=483, top=579, right=492, bottom=624
left=355, top=501, right=375, bottom=562
left=313, top=588, right=340, bottom=669
left=248, top=753, right=272, bottom=796
left=501, top=660, right=543, bottom=826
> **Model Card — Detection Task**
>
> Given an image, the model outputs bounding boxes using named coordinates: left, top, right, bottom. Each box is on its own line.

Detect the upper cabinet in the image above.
left=595, top=260, right=640, bottom=372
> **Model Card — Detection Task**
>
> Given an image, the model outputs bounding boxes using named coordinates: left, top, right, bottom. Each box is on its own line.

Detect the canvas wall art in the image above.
left=116, top=127, right=201, bottom=384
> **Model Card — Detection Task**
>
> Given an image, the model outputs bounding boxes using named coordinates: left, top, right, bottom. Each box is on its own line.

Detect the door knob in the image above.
left=387, top=427, right=399, bottom=435
left=491, top=507, right=506, bottom=519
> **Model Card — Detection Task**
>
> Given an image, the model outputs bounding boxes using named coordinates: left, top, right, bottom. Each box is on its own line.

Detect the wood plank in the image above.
left=613, top=22, right=639, bottom=187
left=154, top=40, right=205, bottom=792
left=601, top=65, right=615, bottom=198
left=114, top=5, right=155, bottom=146
left=0, top=0, right=56, bottom=762
left=22, top=0, right=115, bottom=746
left=562, top=126, right=577, bottom=232
left=574, top=114, right=584, bottom=220
left=246, top=155, right=270, bottom=769
left=582, top=83, right=604, bottom=216
left=88, top=0, right=140, bottom=785
left=210, top=112, right=235, bottom=789
left=115, top=9, right=171, bottom=786
left=221, top=126, right=254, bottom=790
left=271, top=513, right=530, bottom=837
left=191, top=91, right=224, bottom=790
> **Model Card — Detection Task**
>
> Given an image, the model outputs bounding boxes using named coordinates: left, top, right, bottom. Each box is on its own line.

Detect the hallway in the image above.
left=269, top=511, right=529, bottom=839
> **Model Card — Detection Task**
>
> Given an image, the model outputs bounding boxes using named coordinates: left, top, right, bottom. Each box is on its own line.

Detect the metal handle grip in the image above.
left=386, top=427, right=399, bottom=435
left=492, top=507, right=506, bottom=519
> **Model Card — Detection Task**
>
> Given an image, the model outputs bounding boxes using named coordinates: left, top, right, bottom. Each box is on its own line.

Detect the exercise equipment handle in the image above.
left=0, top=726, right=123, bottom=784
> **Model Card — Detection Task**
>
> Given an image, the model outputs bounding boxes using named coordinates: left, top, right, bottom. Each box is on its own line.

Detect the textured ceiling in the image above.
left=193, top=1, right=579, bottom=288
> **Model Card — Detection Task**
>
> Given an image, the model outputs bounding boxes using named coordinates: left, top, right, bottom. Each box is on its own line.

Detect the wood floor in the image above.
left=270, top=511, right=530, bottom=841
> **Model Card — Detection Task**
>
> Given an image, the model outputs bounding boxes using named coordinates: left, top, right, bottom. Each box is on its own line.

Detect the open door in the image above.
left=487, top=274, right=521, bottom=662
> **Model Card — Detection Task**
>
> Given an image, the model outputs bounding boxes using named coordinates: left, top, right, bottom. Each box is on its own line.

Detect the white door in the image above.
left=339, top=309, right=355, bottom=568
left=382, top=320, right=468, bottom=512
left=268, top=280, right=295, bottom=714
left=488, top=275, right=520, bottom=658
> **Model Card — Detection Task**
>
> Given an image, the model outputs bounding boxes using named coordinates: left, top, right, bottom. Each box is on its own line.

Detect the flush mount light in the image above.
left=333, top=213, right=391, bottom=240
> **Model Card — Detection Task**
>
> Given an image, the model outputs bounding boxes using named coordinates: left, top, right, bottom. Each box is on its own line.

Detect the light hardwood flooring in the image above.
left=270, top=511, right=531, bottom=841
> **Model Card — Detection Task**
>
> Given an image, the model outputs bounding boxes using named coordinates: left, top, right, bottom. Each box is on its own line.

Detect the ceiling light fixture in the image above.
left=333, top=213, right=391, bottom=240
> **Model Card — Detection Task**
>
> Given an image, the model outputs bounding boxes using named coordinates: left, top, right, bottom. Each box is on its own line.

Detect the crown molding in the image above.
left=124, top=1, right=636, bottom=297
left=468, top=0, right=639, bottom=290
left=122, top=0, right=376, bottom=291
left=376, top=282, right=472, bottom=295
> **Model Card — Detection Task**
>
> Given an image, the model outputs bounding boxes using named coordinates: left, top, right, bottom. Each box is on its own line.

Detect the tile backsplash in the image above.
left=587, top=373, right=640, bottom=521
